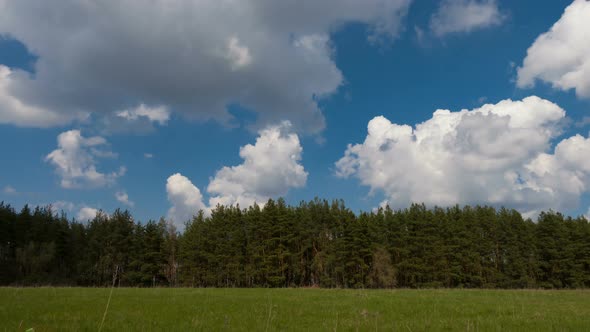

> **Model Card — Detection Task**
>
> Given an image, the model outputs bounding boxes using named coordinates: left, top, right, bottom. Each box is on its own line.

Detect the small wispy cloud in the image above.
left=115, top=191, right=134, bottom=207
left=3, top=185, right=16, bottom=194
left=430, top=0, right=505, bottom=37
left=575, top=116, right=590, bottom=128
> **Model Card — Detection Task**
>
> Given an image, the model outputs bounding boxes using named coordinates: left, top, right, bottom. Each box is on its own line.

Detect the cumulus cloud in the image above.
left=77, top=206, right=99, bottom=221
left=166, top=173, right=207, bottom=228
left=429, top=0, right=504, bottom=37
left=517, top=0, right=590, bottom=99
left=0, top=0, right=411, bottom=133
left=166, top=122, right=307, bottom=225
left=336, top=96, right=590, bottom=215
left=115, top=191, right=134, bottom=207
left=525, top=134, right=590, bottom=203
left=47, top=201, right=101, bottom=221
left=207, top=121, right=308, bottom=207
left=45, top=130, right=125, bottom=189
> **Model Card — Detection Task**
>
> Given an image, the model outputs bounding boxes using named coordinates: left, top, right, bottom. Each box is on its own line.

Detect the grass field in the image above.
left=1, top=288, right=589, bottom=331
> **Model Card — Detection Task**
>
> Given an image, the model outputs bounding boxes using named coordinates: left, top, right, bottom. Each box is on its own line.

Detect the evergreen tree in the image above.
left=0, top=200, right=589, bottom=289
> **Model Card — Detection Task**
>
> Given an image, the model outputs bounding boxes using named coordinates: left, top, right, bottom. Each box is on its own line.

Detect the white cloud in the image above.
left=76, top=206, right=99, bottom=221
left=429, top=0, right=504, bottom=37
left=525, top=134, right=590, bottom=202
left=226, top=37, right=253, bottom=70
left=48, top=201, right=75, bottom=215
left=45, top=130, right=125, bottom=189
left=144, top=153, right=154, bottom=159
left=166, top=121, right=307, bottom=225
left=2, top=185, right=16, bottom=194
left=115, top=191, right=134, bottom=207
left=95, top=104, right=170, bottom=135
left=47, top=201, right=101, bottom=221
left=116, top=104, right=170, bottom=125
left=0, top=0, right=411, bottom=133
left=336, top=96, right=590, bottom=215
left=166, top=173, right=207, bottom=229
left=207, top=121, right=308, bottom=207
left=517, top=0, right=590, bottom=99
left=0, top=65, right=86, bottom=127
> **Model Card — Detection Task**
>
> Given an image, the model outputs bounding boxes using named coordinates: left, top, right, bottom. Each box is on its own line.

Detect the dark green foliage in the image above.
left=0, top=199, right=589, bottom=288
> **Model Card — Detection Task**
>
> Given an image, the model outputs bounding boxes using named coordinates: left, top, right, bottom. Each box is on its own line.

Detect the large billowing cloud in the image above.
left=166, top=122, right=307, bottom=226
left=429, top=0, right=504, bottom=37
left=207, top=121, right=307, bottom=207
left=45, top=130, right=125, bottom=189
left=0, top=0, right=411, bottom=133
left=166, top=173, right=208, bottom=227
left=517, top=0, right=590, bottom=99
left=336, top=96, right=590, bottom=215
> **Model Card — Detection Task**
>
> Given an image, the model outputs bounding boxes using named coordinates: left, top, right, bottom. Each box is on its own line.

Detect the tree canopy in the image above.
left=1, top=199, right=588, bottom=288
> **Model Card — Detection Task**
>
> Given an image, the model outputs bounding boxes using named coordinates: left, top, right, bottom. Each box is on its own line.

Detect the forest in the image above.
left=0, top=198, right=589, bottom=289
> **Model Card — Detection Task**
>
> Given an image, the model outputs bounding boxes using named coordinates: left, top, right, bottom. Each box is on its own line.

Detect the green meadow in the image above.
left=1, top=288, right=589, bottom=331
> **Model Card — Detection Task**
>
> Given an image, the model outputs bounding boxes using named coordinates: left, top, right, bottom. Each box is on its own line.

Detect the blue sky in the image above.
left=0, top=0, right=589, bottom=225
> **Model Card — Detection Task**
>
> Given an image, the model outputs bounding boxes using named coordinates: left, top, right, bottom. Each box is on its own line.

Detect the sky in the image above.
left=0, top=0, right=589, bottom=227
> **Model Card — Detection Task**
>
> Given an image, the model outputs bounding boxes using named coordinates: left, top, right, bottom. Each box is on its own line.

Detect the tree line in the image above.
left=1, top=199, right=589, bottom=288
